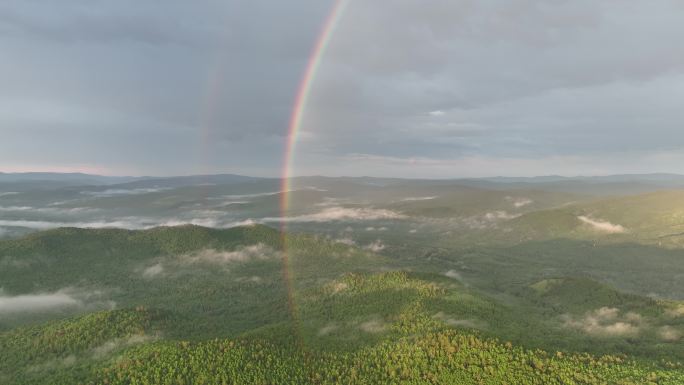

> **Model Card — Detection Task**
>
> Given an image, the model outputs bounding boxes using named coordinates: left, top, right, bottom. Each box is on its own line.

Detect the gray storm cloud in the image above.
left=2, top=0, right=684, bottom=177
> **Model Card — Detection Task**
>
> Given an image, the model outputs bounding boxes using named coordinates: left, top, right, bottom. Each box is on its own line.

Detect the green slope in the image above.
left=1, top=225, right=683, bottom=384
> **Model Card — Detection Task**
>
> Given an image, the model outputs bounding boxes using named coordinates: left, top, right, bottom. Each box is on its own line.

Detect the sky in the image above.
left=2, top=0, right=684, bottom=178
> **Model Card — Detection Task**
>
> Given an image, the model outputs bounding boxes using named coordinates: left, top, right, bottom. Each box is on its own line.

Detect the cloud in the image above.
left=444, top=270, right=462, bottom=280
left=658, top=326, right=681, bottom=342
left=578, top=216, right=626, bottom=233
left=223, top=219, right=260, bottom=228
left=81, top=187, right=171, bottom=197
left=292, top=0, right=684, bottom=177
left=221, top=191, right=283, bottom=199
left=359, top=318, right=387, bottom=333
left=142, top=263, right=164, bottom=278
left=4, top=1, right=684, bottom=176
left=433, top=312, right=481, bottom=329
left=329, top=282, right=348, bottom=294
left=0, top=287, right=113, bottom=315
left=221, top=188, right=324, bottom=200
left=315, top=197, right=349, bottom=207
left=461, top=211, right=520, bottom=230
left=506, top=196, right=533, bottom=208
left=27, top=355, right=77, bottom=373
left=484, top=211, right=519, bottom=220
left=364, top=240, right=385, bottom=252
left=365, top=226, right=388, bottom=231
left=0, top=290, right=81, bottom=314
left=0, top=206, right=32, bottom=211
left=220, top=201, right=251, bottom=207
left=318, top=323, right=338, bottom=336
left=400, top=196, right=438, bottom=201
left=235, top=276, right=263, bottom=284
left=335, top=238, right=356, bottom=246
left=266, top=207, right=407, bottom=223
left=665, top=304, right=684, bottom=318
left=0, top=192, right=19, bottom=198
left=0, top=205, right=98, bottom=214
left=92, top=334, right=156, bottom=359
left=0, top=215, right=257, bottom=230
left=182, top=243, right=278, bottom=264
left=562, top=307, right=643, bottom=337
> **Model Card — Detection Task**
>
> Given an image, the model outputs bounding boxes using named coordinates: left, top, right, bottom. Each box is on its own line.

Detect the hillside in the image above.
left=1, top=225, right=682, bottom=383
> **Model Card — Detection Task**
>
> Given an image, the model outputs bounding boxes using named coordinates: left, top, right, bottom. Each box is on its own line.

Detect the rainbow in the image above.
left=277, top=0, right=349, bottom=348
left=280, top=0, right=349, bottom=214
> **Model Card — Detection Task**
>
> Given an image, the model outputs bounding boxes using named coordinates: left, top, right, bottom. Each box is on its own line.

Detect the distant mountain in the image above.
left=4, top=171, right=684, bottom=196
left=0, top=173, right=272, bottom=193
left=0, top=173, right=152, bottom=192
left=452, top=174, right=684, bottom=195
left=0, top=172, right=144, bottom=185
left=474, top=173, right=684, bottom=184
left=107, top=174, right=269, bottom=189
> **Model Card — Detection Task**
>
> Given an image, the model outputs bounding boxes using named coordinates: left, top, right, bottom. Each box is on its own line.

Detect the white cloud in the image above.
left=0, top=287, right=114, bottom=315
left=0, top=206, right=32, bottom=211
left=156, top=218, right=221, bottom=228
left=315, top=197, right=349, bottom=207
left=433, top=312, right=481, bottom=329
left=221, top=188, right=324, bottom=201
left=444, top=270, right=462, bottom=280
left=224, top=219, right=260, bottom=228
left=0, top=218, right=143, bottom=230
left=221, top=191, right=283, bottom=199
left=359, top=318, right=387, bottom=333
left=335, top=238, right=356, bottom=246
left=484, top=211, right=519, bottom=220
left=318, top=323, right=338, bottom=336
left=220, top=201, right=250, bottom=206
left=578, top=216, right=626, bottom=233
left=0, top=216, right=259, bottom=231
left=142, top=263, right=164, bottom=278
left=506, top=196, right=533, bottom=208
left=92, top=334, right=155, bottom=359
left=0, top=205, right=98, bottom=214
left=364, top=240, right=385, bottom=252
left=562, top=307, right=642, bottom=337
left=82, top=187, right=171, bottom=197
left=461, top=211, right=520, bottom=230
left=266, top=207, right=406, bottom=223
left=0, top=287, right=114, bottom=316
left=400, top=196, right=438, bottom=201
left=665, top=304, right=684, bottom=318
left=183, top=243, right=277, bottom=264
left=329, top=282, right=348, bottom=294
left=235, top=276, right=263, bottom=284
left=27, top=355, right=77, bottom=373
left=658, top=326, right=681, bottom=342
left=429, top=110, right=445, bottom=116
left=0, top=290, right=81, bottom=314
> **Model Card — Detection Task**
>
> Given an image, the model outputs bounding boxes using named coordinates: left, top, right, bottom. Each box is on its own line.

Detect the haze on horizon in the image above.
left=2, top=0, right=684, bottom=178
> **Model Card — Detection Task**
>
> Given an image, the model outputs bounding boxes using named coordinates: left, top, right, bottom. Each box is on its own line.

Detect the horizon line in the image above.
left=2, top=170, right=684, bottom=180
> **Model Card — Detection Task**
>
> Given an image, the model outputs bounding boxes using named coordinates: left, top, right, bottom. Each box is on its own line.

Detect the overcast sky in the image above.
left=2, top=0, right=684, bottom=177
